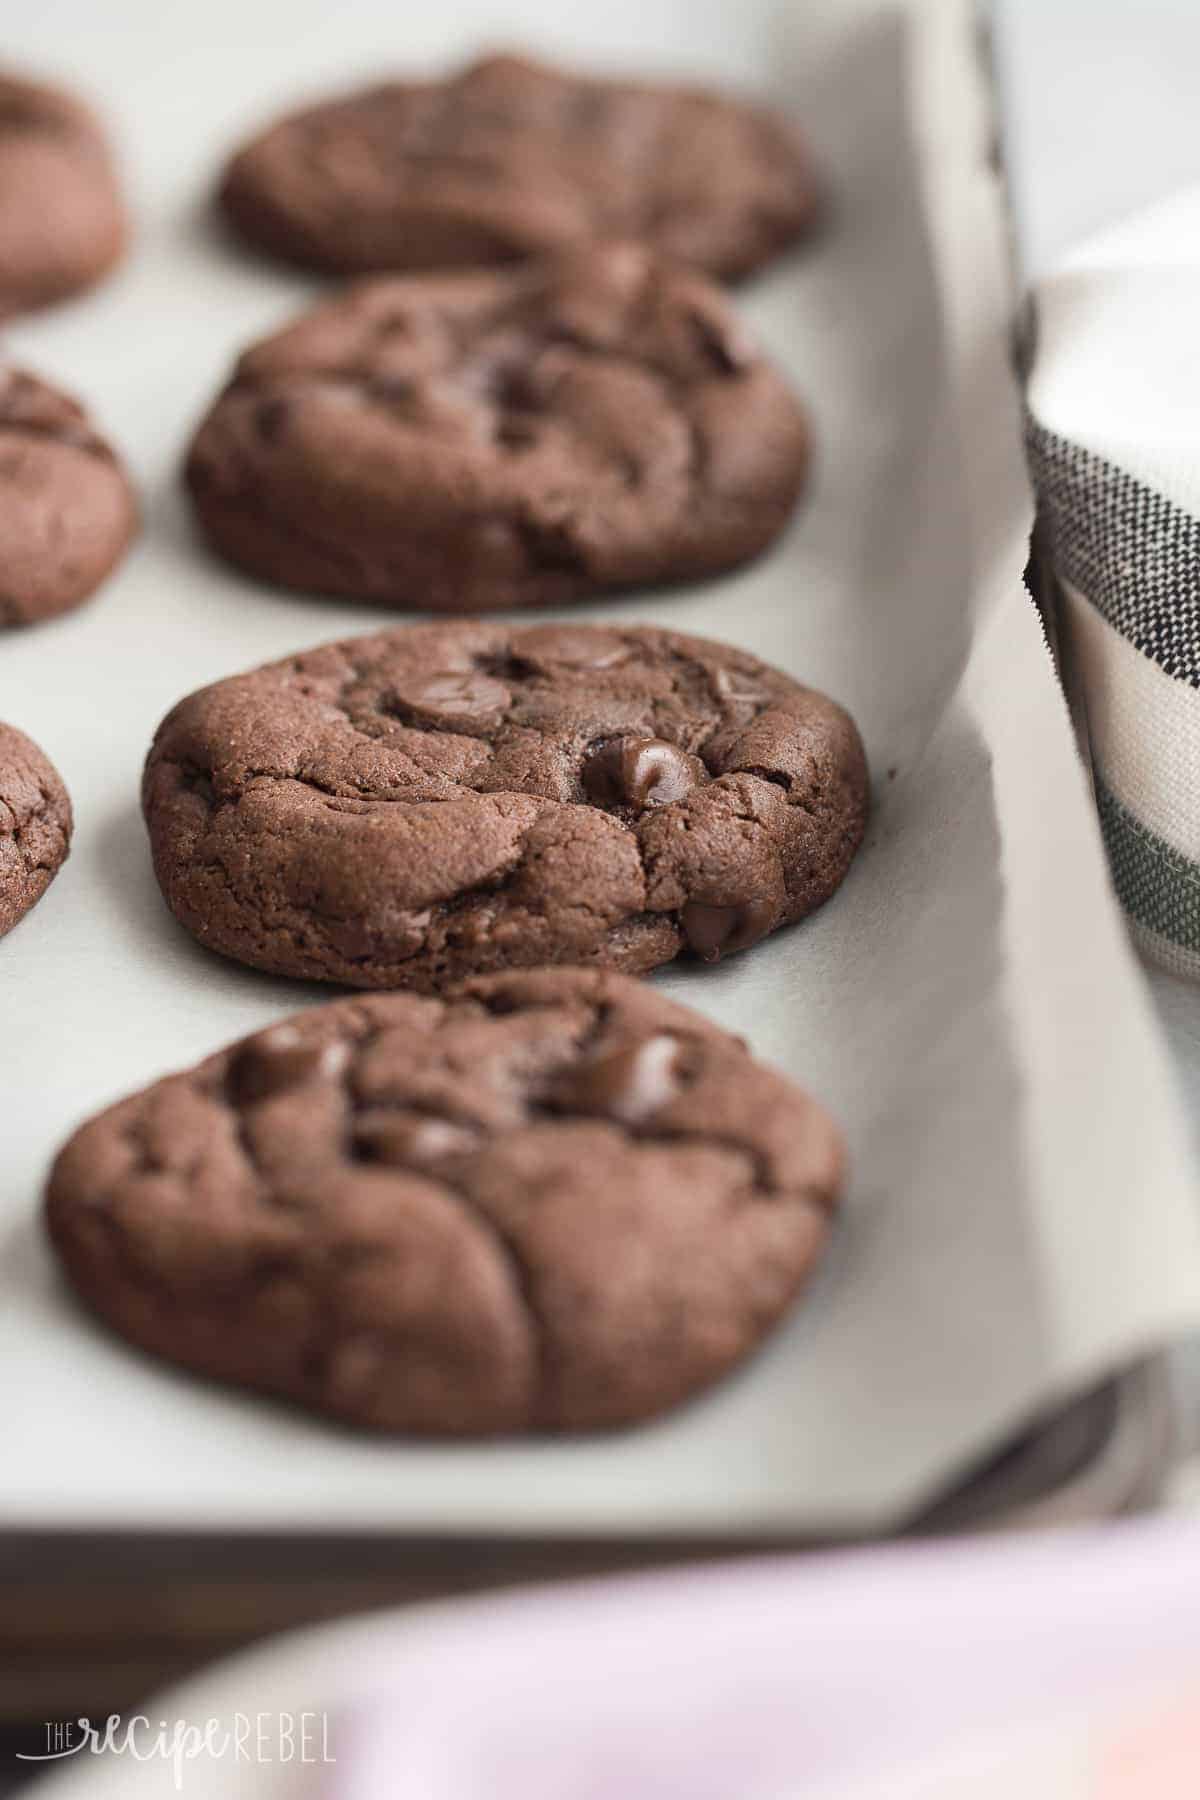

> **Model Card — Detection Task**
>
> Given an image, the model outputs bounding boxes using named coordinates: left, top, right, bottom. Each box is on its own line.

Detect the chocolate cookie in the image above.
left=0, top=722, right=72, bottom=936
left=184, top=243, right=810, bottom=610
left=0, top=367, right=137, bottom=628
left=46, top=968, right=843, bottom=1433
left=142, top=620, right=868, bottom=989
left=0, top=69, right=125, bottom=317
left=219, top=52, right=817, bottom=283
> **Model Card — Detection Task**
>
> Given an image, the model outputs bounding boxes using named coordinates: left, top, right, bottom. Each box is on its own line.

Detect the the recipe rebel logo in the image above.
left=16, top=1711, right=335, bottom=1789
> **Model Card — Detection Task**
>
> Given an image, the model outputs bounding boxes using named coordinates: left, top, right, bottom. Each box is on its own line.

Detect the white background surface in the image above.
left=993, top=0, right=1200, bottom=283
left=2, top=0, right=1198, bottom=1539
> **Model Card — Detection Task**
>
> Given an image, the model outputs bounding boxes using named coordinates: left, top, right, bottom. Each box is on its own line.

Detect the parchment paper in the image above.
left=2, top=0, right=1198, bottom=1536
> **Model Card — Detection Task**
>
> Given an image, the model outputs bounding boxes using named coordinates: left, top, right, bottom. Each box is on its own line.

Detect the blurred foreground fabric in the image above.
left=326, top=1521, right=1200, bottom=1800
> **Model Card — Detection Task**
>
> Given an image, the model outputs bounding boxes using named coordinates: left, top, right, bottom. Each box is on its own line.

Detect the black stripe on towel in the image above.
left=1025, top=417, right=1200, bottom=688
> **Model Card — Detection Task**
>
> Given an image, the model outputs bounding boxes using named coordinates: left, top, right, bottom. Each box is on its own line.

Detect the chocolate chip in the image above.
left=354, top=1112, right=477, bottom=1166
left=583, top=736, right=704, bottom=811
left=179, top=762, right=216, bottom=804
left=228, top=1027, right=350, bottom=1104
left=255, top=395, right=291, bottom=444
left=489, top=360, right=542, bottom=411
left=516, top=515, right=588, bottom=576
left=495, top=417, right=539, bottom=451
left=711, top=665, right=768, bottom=710
left=680, top=897, right=777, bottom=963
left=551, top=1033, right=684, bottom=1124
left=388, top=671, right=511, bottom=726
left=513, top=626, right=630, bottom=670
left=368, top=375, right=417, bottom=407
left=325, top=910, right=431, bottom=963
left=689, top=307, right=754, bottom=375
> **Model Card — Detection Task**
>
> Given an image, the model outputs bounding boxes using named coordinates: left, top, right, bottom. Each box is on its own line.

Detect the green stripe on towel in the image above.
left=1096, top=775, right=1200, bottom=951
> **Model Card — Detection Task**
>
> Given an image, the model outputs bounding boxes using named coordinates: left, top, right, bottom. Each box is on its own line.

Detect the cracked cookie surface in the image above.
left=0, top=69, right=125, bottom=317
left=184, top=242, right=810, bottom=611
left=46, top=968, right=844, bottom=1433
left=218, top=52, right=817, bottom=282
left=0, top=367, right=137, bottom=627
left=142, top=620, right=868, bottom=989
left=0, top=722, right=72, bottom=936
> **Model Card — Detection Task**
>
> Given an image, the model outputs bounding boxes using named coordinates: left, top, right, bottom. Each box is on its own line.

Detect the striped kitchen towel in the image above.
left=1025, top=187, right=1200, bottom=977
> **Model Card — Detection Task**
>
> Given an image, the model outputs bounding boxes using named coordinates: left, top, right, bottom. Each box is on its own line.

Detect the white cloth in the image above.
left=1027, top=188, right=1200, bottom=975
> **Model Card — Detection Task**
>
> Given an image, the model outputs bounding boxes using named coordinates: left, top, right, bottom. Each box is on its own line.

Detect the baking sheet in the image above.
left=2, top=0, right=1198, bottom=1537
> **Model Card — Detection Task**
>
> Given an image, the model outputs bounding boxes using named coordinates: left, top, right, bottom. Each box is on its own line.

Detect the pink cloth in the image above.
left=330, top=1518, right=1200, bottom=1798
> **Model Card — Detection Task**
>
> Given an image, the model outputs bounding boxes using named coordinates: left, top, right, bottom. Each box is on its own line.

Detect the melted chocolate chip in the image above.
left=325, top=910, right=431, bottom=963
left=495, top=417, right=540, bottom=452
left=229, top=1027, right=349, bottom=1104
left=368, top=375, right=417, bottom=407
left=689, top=308, right=754, bottom=375
left=583, top=736, right=704, bottom=812
left=255, top=395, right=291, bottom=444
left=388, top=670, right=511, bottom=726
left=354, top=1113, right=477, bottom=1167
left=551, top=1033, right=683, bottom=1124
left=179, top=762, right=216, bottom=804
left=513, top=626, right=630, bottom=670
left=515, top=515, right=588, bottom=576
left=680, top=896, right=777, bottom=963
left=711, top=665, right=769, bottom=710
